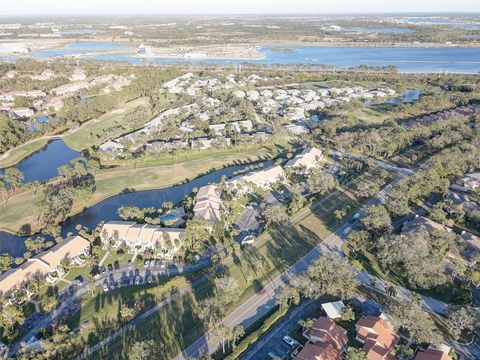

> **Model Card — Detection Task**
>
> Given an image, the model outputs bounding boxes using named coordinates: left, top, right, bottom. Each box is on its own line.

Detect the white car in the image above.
left=283, top=335, right=296, bottom=347
left=103, top=283, right=109, bottom=292
left=135, top=276, right=141, bottom=285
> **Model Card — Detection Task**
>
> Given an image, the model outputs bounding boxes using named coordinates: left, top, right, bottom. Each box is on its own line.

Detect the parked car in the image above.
left=127, top=259, right=132, bottom=269
left=102, top=280, right=109, bottom=292
left=144, top=260, right=150, bottom=268
left=74, top=276, right=84, bottom=286
left=114, top=261, right=120, bottom=271
left=283, top=336, right=296, bottom=347
left=100, top=265, right=106, bottom=275
left=147, top=275, right=152, bottom=284
left=108, top=264, right=113, bottom=273
left=160, top=261, right=166, bottom=269
left=129, top=276, right=134, bottom=285
left=155, top=259, right=161, bottom=266
left=135, top=276, right=141, bottom=285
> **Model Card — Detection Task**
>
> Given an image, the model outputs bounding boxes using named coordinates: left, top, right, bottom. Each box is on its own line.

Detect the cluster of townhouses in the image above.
left=100, top=221, right=184, bottom=258
left=295, top=301, right=452, bottom=360
left=0, top=236, right=90, bottom=301
left=227, top=147, right=324, bottom=195
left=0, top=67, right=132, bottom=118
left=193, top=184, right=223, bottom=222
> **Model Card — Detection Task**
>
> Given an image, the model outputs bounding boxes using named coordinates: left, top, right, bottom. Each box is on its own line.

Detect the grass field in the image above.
left=0, top=138, right=50, bottom=169
left=0, top=147, right=272, bottom=234
left=83, top=170, right=383, bottom=359
left=63, top=97, right=149, bottom=151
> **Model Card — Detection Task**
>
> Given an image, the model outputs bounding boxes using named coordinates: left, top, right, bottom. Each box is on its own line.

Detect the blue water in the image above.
left=159, top=213, right=177, bottom=222
left=0, top=139, right=80, bottom=183
left=34, top=116, right=49, bottom=123
left=0, top=161, right=272, bottom=257
left=388, top=89, right=422, bottom=104
left=344, top=28, right=415, bottom=34
left=80, top=97, right=92, bottom=104
left=33, top=42, right=133, bottom=58
left=88, top=46, right=480, bottom=73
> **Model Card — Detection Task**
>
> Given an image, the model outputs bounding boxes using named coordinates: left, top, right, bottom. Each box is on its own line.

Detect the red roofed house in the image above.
left=355, top=315, right=398, bottom=360
left=414, top=347, right=452, bottom=360
left=305, top=317, right=348, bottom=350
left=296, top=342, right=341, bottom=360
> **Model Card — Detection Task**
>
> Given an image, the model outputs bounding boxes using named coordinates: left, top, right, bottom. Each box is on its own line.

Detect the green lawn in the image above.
left=345, top=246, right=470, bottom=304
left=0, top=138, right=49, bottom=168
left=0, top=146, right=272, bottom=234
left=81, top=170, right=380, bottom=359
left=62, top=97, right=148, bottom=151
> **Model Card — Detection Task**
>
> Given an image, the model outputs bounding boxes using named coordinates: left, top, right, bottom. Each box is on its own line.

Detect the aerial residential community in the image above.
left=0, top=1, right=479, bottom=360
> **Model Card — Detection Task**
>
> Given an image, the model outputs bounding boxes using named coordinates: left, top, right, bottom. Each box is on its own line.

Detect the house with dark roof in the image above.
left=193, top=184, right=223, bottom=222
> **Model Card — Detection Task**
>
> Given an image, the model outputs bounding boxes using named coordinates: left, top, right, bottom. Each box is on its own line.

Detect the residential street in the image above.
left=174, top=171, right=450, bottom=360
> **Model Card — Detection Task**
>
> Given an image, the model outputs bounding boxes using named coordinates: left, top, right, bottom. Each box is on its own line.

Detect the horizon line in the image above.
left=1, top=11, right=480, bottom=17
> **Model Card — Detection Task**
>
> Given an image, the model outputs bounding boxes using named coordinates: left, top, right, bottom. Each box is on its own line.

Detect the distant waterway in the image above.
left=0, top=139, right=81, bottom=183
left=0, top=160, right=272, bottom=257
left=86, top=45, right=480, bottom=73
left=33, top=42, right=134, bottom=58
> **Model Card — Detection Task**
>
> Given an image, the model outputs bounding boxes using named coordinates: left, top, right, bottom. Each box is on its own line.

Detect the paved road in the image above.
left=174, top=171, right=451, bottom=360
left=240, top=299, right=318, bottom=360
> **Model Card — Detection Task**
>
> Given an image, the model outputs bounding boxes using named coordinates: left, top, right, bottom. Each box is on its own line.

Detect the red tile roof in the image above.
left=296, top=342, right=341, bottom=360
left=309, top=317, right=348, bottom=349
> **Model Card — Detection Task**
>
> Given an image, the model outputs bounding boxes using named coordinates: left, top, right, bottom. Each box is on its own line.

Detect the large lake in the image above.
left=33, top=42, right=133, bottom=58
left=0, top=161, right=272, bottom=257
left=87, top=46, right=480, bottom=73
left=0, top=139, right=81, bottom=183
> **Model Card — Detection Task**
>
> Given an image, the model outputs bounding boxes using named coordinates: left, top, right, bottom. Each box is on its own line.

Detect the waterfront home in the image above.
left=355, top=315, right=398, bottom=360
left=303, top=317, right=348, bottom=350
left=295, top=342, right=341, bottom=360
left=194, top=184, right=223, bottom=222
left=52, top=82, right=90, bottom=96
left=99, top=140, right=128, bottom=152
left=227, top=165, right=285, bottom=193
left=286, top=147, right=324, bottom=173
left=39, top=235, right=91, bottom=283
left=0, top=235, right=90, bottom=300
left=69, top=67, right=87, bottom=81
left=8, top=107, right=34, bottom=118
left=100, top=221, right=184, bottom=258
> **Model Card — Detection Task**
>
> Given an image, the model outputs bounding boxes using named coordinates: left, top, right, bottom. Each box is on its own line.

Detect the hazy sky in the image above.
left=1, top=0, right=478, bottom=16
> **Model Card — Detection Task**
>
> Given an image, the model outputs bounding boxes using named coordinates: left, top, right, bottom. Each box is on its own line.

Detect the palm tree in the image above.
left=387, top=284, right=397, bottom=298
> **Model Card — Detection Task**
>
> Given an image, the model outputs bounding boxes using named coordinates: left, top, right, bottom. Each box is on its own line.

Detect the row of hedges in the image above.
left=225, top=305, right=289, bottom=360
